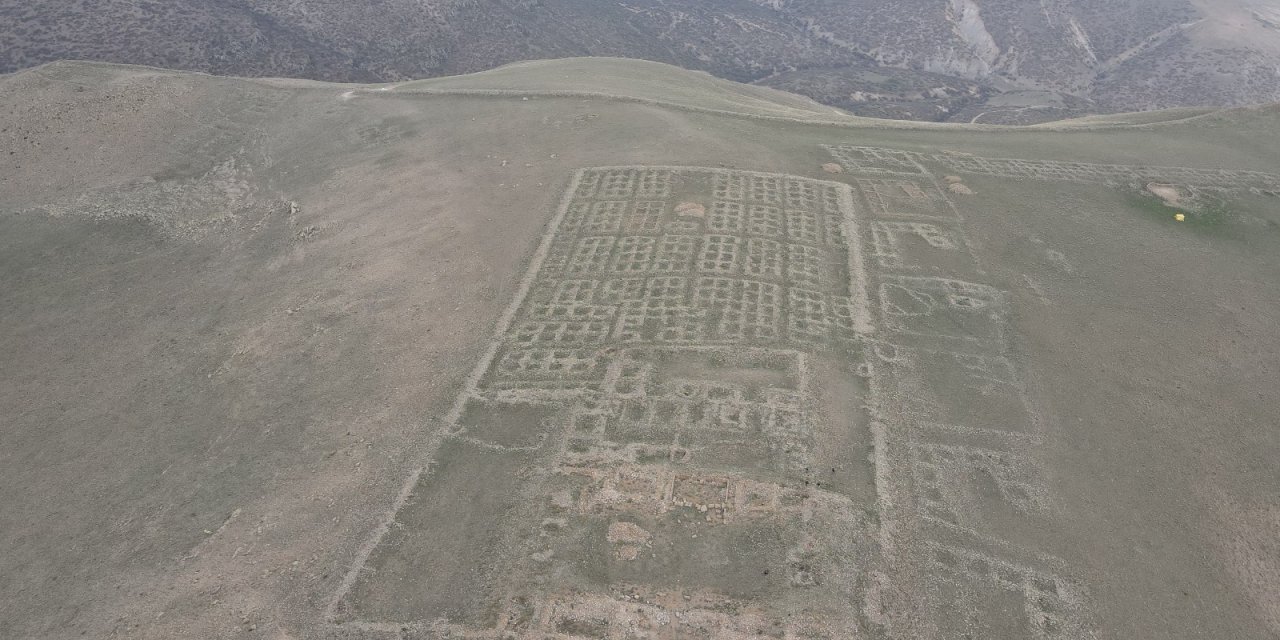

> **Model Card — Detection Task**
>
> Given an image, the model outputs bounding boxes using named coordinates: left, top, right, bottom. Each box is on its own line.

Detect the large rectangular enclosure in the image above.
left=335, top=158, right=1100, bottom=639
left=338, top=167, right=881, bottom=637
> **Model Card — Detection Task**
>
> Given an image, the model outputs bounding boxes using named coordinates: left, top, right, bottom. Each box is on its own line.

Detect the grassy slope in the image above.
left=1, top=59, right=1278, bottom=640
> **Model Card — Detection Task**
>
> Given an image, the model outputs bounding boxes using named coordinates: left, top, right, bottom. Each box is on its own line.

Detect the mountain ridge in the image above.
left=3, top=0, right=1278, bottom=123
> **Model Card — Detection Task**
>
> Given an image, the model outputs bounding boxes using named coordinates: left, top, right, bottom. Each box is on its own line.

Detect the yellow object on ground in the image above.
left=1175, top=213, right=1186, bottom=222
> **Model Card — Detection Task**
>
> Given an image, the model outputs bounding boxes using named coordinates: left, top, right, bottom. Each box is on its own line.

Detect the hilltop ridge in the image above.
left=9, top=57, right=1280, bottom=133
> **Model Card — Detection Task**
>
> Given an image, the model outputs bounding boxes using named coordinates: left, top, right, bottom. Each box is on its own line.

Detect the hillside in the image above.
left=1, top=59, right=1279, bottom=639
left=1, top=0, right=1279, bottom=123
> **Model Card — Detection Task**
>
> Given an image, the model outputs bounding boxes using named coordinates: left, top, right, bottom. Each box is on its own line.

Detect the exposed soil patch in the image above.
left=675, top=201, right=706, bottom=217
left=1147, top=182, right=1184, bottom=206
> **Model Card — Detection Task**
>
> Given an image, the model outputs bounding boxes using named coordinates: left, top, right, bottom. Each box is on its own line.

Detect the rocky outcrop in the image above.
left=943, top=0, right=1001, bottom=77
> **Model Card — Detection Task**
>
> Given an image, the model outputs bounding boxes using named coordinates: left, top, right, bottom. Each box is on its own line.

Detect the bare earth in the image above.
left=1, top=59, right=1278, bottom=639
